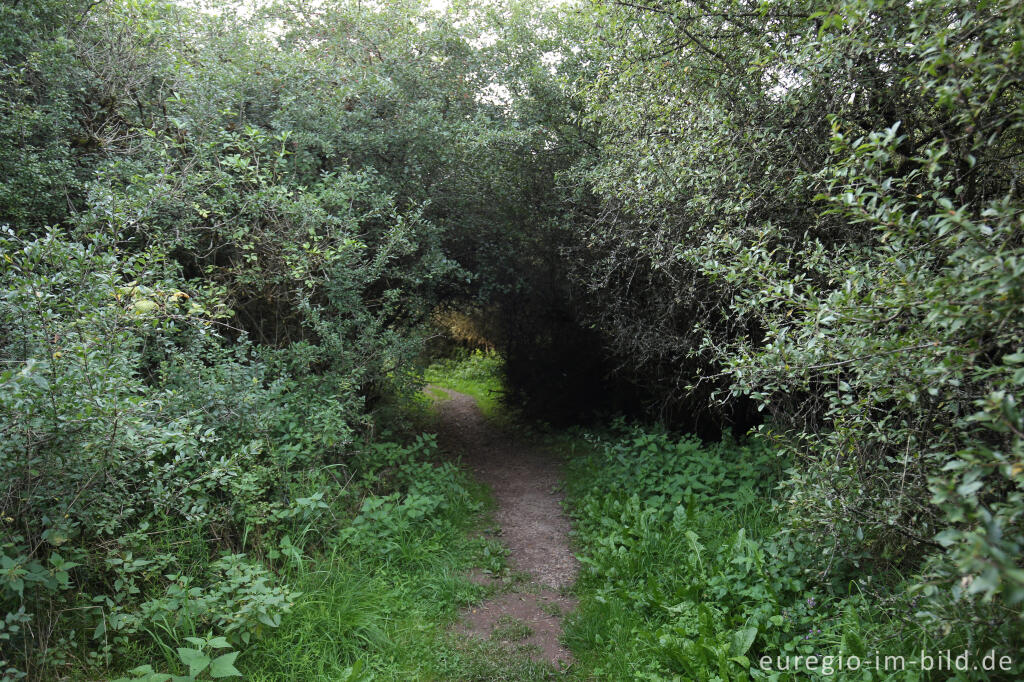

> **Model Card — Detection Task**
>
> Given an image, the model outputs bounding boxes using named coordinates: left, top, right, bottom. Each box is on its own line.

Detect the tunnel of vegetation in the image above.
left=1, top=0, right=1022, bottom=678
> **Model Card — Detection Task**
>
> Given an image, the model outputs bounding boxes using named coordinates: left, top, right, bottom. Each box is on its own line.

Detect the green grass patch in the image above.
left=242, top=549, right=487, bottom=680
left=491, top=615, right=535, bottom=643
left=425, top=385, right=450, bottom=402
left=423, top=350, right=506, bottom=420
left=238, top=437, right=509, bottom=680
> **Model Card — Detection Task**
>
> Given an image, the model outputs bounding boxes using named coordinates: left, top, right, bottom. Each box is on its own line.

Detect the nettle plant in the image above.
left=113, top=634, right=241, bottom=682
left=564, top=428, right=874, bottom=680
left=337, top=436, right=478, bottom=560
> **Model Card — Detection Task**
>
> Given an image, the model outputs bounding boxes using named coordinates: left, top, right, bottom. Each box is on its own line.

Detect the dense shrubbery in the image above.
left=0, top=0, right=550, bottom=677
left=558, top=0, right=1024, bottom=651
left=0, top=223, right=439, bottom=676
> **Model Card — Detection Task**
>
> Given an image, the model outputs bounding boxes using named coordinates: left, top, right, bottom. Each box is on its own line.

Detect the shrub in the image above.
left=566, top=0, right=1024, bottom=637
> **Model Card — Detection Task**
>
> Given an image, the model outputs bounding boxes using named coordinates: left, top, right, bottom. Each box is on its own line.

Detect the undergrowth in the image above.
left=105, top=432, right=558, bottom=681
left=561, top=425, right=1024, bottom=681
left=239, top=435, right=486, bottom=680
left=424, top=350, right=506, bottom=421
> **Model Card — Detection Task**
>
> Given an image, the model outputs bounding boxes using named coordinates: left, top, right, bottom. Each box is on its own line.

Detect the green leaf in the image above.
left=209, top=651, right=242, bottom=678
left=934, top=529, right=961, bottom=547
left=342, top=660, right=366, bottom=681
left=842, top=630, right=867, bottom=658
left=730, top=654, right=751, bottom=667
left=730, top=626, right=757, bottom=657
left=176, top=647, right=211, bottom=677
left=134, top=299, right=158, bottom=313
left=956, top=480, right=983, bottom=497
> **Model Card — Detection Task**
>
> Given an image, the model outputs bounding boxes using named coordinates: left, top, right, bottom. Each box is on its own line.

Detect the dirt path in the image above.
left=429, top=386, right=578, bottom=668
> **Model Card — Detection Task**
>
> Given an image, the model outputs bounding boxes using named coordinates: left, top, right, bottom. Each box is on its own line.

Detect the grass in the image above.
left=245, top=570, right=498, bottom=680
left=491, top=615, right=535, bottom=642
left=230, top=361, right=568, bottom=681
left=242, top=542, right=484, bottom=679
left=423, top=350, right=506, bottom=421
left=238, top=502, right=541, bottom=680
left=424, top=384, right=450, bottom=401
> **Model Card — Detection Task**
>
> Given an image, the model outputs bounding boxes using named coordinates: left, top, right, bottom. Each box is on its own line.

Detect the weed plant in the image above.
left=105, top=434, right=554, bottom=680
left=562, top=425, right=1024, bottom=681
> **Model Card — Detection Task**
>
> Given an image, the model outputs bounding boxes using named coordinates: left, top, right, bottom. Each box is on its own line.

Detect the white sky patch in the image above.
left=766, top=65, right=806, bottom=99
left=477, top=82, right=513, bottom=106
left=176, top=0, right=262, bottom=18
left=541, top=49, right=562, bottom=74
left=172, top=0, right=552, bottom=109
left=470, top=29, right=499, bottom=48
left=541, top=51, right=562, bottom=67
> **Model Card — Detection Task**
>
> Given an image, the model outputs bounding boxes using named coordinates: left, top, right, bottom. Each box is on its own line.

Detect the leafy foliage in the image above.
left=561, top=0, right=1024, bottom=644
left=0, top=0, right=550, bottom=677
left=0, top=0, right=97, bottom=231
left=3, top=0, right=1024, bottom=675
left=564, top=427, right=1024, bottom=680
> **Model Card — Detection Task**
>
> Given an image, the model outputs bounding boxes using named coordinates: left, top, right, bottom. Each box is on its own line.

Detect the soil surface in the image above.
left=429, top=386, right=578, bottom=668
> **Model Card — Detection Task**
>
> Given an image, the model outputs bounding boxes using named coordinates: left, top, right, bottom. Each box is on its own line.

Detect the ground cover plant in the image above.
left=111, top=435, right=531, bottom=681
left=562, top=426, right=1024, bottom=680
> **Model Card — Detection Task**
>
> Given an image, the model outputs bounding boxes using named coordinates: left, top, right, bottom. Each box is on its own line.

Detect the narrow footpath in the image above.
left=429, top=387, right=578, bottom=668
